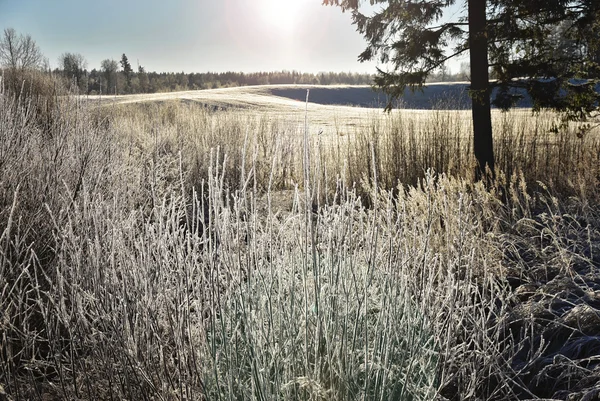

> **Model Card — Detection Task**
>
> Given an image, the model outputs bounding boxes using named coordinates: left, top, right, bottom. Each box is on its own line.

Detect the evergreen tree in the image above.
left=324, top=0, right=600, bottom=179
left=137, top=64, right=149, bottom=93
left=120, top=53, right=133, bottom=93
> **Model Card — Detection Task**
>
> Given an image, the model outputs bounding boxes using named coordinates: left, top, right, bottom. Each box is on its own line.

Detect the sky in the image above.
left=0, top=0, right=465, bottom=75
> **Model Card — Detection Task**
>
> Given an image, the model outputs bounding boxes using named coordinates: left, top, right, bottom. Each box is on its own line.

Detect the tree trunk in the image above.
left=468, top=0, right=495, bottom=180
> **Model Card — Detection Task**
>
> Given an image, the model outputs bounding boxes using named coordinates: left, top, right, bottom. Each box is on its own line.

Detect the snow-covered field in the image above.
left=85, top=84, right=481, bottom=136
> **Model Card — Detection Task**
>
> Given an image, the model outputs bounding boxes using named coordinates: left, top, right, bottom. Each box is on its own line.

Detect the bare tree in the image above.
left=0, top=28, right=42, bottom=71
left=59, top=52, right=87, bottom=91
left=100, top=59, right=119, bottom=95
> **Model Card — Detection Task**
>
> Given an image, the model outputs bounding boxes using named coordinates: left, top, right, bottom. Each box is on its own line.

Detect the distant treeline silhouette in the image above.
left=55, top=61, right=469, bottom=96
left=58, top=69, right=379, bottom=95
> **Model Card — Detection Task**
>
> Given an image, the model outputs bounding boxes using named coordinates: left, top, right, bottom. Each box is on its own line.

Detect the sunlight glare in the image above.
left=258, top=0, right=311, bottom=32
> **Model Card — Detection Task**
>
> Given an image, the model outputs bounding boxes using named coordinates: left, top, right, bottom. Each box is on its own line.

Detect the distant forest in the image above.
left=79, top=69, right=375, bottom=95
left=54, top=53, right=469, bottom=95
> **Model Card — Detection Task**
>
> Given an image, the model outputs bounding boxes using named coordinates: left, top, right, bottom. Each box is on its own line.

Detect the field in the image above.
left=2, top=83, right=600, bottom=400
left=86, top=83, right=528, bottom=135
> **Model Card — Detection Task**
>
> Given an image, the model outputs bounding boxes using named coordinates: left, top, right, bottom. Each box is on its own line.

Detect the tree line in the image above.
left=0, top=27, right=479, bottom=98
left=0, top=30, right=377, bottom=95
left=63, top=55, right=378, bottom=95
left=60, top=53, right=473, bottom=95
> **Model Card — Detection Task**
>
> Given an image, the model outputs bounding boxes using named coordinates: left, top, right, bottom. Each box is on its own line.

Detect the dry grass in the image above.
left=1, top=82, right=600, bottom=400
left=99, top=96, right=600, bottom=198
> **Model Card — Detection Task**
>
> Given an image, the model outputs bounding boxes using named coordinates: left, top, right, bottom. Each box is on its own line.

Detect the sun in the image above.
left=258, top=0, right=311, bottom=32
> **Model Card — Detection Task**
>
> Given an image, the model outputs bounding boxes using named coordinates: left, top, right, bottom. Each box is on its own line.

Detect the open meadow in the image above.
left=2, top=83, right=600, bottom=400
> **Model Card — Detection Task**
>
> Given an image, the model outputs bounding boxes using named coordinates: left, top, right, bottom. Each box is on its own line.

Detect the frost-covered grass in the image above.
left=1, top=84, right=600, bottom=400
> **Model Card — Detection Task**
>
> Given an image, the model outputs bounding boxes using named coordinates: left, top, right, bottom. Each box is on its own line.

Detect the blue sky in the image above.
left=0, top=0, right=465, bottom=74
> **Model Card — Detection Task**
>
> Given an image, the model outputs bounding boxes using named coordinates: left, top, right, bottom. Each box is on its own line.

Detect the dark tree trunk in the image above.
left=468, top=0, right=495, bottom=180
